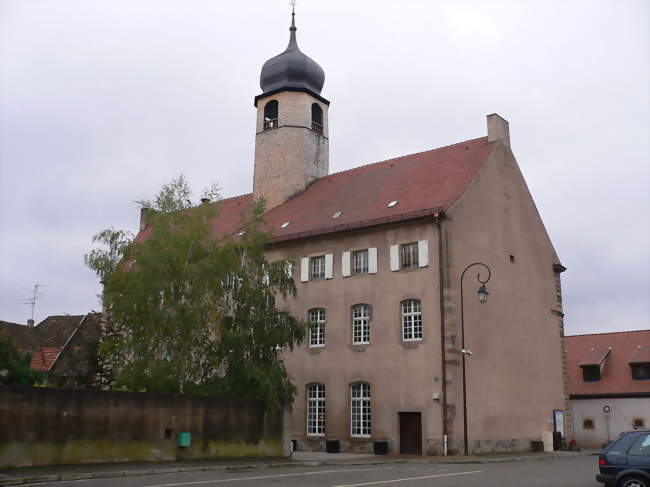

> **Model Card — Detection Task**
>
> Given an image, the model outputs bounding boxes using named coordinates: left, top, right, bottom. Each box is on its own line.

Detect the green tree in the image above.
left=85, top=175, right=306, bottom=408
left=0, top=339, right=42, bottom=385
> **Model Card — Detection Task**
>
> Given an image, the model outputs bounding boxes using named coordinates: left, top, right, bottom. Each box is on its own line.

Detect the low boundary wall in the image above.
left=0, top=385, right=287, bottom=467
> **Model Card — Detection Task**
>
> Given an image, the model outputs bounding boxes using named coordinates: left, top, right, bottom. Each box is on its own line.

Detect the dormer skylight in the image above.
left=387, top=200, right=398, bottom=208
left=280, top=221, right=291, bottom=229
left=332, top=211, right=342, bottom=219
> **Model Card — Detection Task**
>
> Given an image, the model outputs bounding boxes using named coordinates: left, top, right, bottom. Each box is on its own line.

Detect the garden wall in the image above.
left=0, top=385, right=288, bottom=467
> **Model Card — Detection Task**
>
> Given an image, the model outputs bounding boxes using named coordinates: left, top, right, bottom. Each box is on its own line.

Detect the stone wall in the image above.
left=0, top=385, right=287, bottom=467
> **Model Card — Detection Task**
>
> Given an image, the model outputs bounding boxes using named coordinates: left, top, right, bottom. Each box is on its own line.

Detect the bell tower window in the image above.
left=311, top=103, right=323, bottom=134
left=264, top=100, right=279, bottom=130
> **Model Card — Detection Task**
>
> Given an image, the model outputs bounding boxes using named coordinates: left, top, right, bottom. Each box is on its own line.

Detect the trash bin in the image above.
left=177, top=432, right=192, bottom=447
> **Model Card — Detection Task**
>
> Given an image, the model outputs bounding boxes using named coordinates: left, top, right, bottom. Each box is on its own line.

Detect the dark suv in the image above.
left=597, top=430, right=650, bottom=487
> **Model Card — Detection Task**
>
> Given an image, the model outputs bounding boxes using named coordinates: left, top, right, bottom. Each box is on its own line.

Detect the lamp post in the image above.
left=460, top=262, right=491, bottom=456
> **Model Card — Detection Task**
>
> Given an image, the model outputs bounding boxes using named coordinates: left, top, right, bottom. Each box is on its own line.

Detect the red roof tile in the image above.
left=579, top=347, right=611, bottom=367
left=629, top=345, right=650, bottom=364
left=30, top=347, right=63, bottom=372
left=566, top=330, right=650, bottom=396
left=135, top=136, right=493, bottom=243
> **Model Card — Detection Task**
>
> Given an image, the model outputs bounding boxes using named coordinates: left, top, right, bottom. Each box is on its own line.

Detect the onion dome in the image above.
left=259, top=12, right=325, bottom=98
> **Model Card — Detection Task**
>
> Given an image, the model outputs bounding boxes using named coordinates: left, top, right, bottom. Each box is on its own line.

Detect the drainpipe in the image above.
left=435, top=212, right=448, bottom=455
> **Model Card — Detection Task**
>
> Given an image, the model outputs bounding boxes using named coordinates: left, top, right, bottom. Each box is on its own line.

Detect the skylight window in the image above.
left=237, top=231, right=246, bottom=237
left=332, top=211, right=342, bottom=219
left=387, top=200, right=398, bottom=208
left=280, top=221, right=291, bottom=229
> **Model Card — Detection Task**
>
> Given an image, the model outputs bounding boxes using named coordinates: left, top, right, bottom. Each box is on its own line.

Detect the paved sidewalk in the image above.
left=0, top=449, right=598, bottom=486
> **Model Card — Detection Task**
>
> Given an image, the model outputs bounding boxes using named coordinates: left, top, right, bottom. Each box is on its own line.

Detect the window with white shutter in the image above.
left=418, top=240, right=429, bottom=268
left=390, top=245, right=399, bottom=271
left=368, top=247, right=378, bottom=274
left=324, top=253, right=333, bottom=279
left=342, top=251, right=351, bottom=277
left=300, top=257, right=309, bottom=282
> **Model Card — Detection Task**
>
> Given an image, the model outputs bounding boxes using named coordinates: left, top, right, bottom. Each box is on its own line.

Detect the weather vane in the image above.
left=290, top=0, right=296, bottom=14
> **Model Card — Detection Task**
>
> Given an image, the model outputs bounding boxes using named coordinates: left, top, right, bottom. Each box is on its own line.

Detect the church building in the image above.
left=141, top=12, right=570, bottom=455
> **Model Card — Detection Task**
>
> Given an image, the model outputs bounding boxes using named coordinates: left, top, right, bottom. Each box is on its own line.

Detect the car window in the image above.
left=628, top=434, right=650, bottom=456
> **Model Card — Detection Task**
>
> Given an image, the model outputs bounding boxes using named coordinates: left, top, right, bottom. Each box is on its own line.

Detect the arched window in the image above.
left=352, top=304, right=370, bottom=345
left=263, top=100, right=278, bottom=130
left=350, top=382, right=371, bottom=437
left=401, top=299, right=422, bottom=341
left=309, top=308, right=325, bottom=347
left=306, top=383, right=326, bottom=436
left=311, top=103, right=323, bottom=134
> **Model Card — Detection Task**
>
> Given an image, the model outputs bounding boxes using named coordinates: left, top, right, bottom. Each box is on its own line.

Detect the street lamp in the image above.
left=460, top=262, right=492, bottom=456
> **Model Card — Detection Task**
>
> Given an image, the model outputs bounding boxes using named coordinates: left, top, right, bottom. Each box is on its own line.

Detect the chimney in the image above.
left=27, top=319, right=34, bottom=328
left=139, top=207, right=152, bottom=231
left=487, top=113, right=510, bottom=148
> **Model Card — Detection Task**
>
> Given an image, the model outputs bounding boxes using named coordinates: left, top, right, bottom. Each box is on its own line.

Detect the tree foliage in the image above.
left=85, top=175, right=306, bottom=408
left=0, top=339, right=42, bottom=385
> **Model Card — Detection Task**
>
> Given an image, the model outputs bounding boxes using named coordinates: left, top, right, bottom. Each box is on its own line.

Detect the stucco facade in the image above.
left=267, top=121, right=569, bottom=455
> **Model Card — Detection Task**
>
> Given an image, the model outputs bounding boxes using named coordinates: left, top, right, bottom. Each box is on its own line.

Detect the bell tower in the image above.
left=253, top=10, right=329, bottom=210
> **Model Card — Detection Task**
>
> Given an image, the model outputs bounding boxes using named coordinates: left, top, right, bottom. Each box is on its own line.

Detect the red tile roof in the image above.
left=579, top=347, right=611, bottom=367
left=566, top=330, right=650, bottom=396
left=135, top=136, right=493, bottom=243
left=629, top=345, right=650, bottom=364
left=30, top=347, right=63, bottom=372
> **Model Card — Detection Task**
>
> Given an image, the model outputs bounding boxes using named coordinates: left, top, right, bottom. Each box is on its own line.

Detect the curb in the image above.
left=0, top=452, right=595, bottom=485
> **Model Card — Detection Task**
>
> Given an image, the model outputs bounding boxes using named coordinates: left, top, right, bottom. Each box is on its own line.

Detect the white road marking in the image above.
left=144, top=466, right=392, bottom=487
left=334, top=469, right=483, bottom=486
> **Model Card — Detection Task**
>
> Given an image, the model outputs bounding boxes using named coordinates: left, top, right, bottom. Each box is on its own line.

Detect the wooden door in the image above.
left=399, top=412, right=422, bottom=455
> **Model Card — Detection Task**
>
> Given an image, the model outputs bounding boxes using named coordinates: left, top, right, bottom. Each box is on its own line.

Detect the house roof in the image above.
left=0, top=321, right=40, bottom=354
left=629, top=345, right=650, bottom=364
left=30, top=347, right=63, bottom=372
left=136, top=136, right=494, bottom=244
left=579, top=347, right=611, bottom=367
left=34, top=315, right=85, bottom=348
left=566, top=330, right=650, bottom=396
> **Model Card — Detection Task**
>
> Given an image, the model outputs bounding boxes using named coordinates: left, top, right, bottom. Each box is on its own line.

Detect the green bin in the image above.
left=176, top=432, right=192, bottom=447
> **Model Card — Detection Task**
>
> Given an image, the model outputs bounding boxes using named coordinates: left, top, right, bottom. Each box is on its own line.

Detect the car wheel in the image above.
left=619, top=476, right=649, bottom=487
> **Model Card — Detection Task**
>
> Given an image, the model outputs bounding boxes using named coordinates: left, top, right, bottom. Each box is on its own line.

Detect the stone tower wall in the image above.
left=253, top=91, right=329, bottom=209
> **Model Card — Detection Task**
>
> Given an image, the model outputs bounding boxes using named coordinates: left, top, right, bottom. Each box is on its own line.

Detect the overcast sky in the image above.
left=0, top=0, right=648, bottom=335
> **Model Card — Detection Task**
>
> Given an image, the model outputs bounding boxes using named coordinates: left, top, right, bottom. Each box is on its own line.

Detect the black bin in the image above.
left=374, top=441, right=389, bottom=455
left=531, top=440, right=544, bottom=452
left=326, top=440, right=340, bottom=454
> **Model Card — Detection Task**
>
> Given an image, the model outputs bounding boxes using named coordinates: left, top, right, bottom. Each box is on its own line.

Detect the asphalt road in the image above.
left=20, top=455, right=601, bottom=487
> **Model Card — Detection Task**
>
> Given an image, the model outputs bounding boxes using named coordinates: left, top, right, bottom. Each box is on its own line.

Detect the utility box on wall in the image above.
left=176, top=432, right=192, bottom=447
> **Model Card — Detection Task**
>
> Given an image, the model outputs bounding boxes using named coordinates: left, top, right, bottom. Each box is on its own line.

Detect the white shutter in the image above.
left=300, top=257, right=309, bottom=282
left=418, top=240, right=429, bottom=268
left=286, top=261, right=293, bottom=278
left=342, top=251, right=351, bottom=277
left=325, top=253, right=334, bottom=279
left=368, top=247, right=378, bottom=274
left=390, top=245, right=399, bottom=271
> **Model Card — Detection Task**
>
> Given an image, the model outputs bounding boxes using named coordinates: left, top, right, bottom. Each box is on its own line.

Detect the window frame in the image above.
left=400, top=242, right=419, bottom=269
left=263, top=100, right=279, bottom=130
left=309, top=308, right=326, bottom=347
left=630, top=363, right=650, bottom=380
left=351, top=304, right=371, bottom=345
left=350, top=382, right=371, bottom=438
left=582, top=365, right=601, bottom=382
left=401, top=299, right=423, bottom=341
left=310, top=255, right=326, bottom=280
left=306, top=383, right=326, bottom=437
left=352, top=249, right=369, bottom=275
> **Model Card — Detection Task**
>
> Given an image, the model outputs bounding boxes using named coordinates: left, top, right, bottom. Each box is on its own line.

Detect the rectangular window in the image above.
left=628, top=433, right=650, bottom=456
left=631, top=364, right=650, bottom=380
left=307, top=384, right=326, bottom=436
left=352, top=250, right=369, bottom=275
left=351, top=383, right=371, bottom=437
left=309, top=308, right=325, bottom=347
left=310, top=255, right=326, bottom=280
left=401, top=299, right=422, bottom=341
left=401, top=242, right=419, bottom=269
left=352, top=304, right=370, bottom=345
left=582, top=365, right=601, bottom=382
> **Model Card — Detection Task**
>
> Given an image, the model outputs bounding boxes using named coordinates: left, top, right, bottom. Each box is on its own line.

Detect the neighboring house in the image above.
left=0, top=313, right=102, bottom=386
left=566, top=330, right=650, bottom=448
left=134, top=12, right=569, bottom=455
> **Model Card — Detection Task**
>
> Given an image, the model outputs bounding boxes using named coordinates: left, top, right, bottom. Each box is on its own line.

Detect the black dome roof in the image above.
left=259, top=13, right=325, bottom=96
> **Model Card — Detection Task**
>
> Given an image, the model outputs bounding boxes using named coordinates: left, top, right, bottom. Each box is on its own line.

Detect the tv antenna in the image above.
left=22, top=283, right=46, bottom=321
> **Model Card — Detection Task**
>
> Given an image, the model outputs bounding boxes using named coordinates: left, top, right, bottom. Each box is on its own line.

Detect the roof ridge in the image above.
left=566, top=329, right=650, bottom=337
left=325, top=136, right=488, bottom=179
left=214, top=192, right=252, bottom=204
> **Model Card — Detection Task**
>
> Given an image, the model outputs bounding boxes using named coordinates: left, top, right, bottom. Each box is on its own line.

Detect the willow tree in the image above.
left=85, top=176, right=306, bottom=408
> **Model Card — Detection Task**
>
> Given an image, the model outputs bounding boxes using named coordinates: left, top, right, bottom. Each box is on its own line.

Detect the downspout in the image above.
left=435, top=212, right=448, bottom=455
